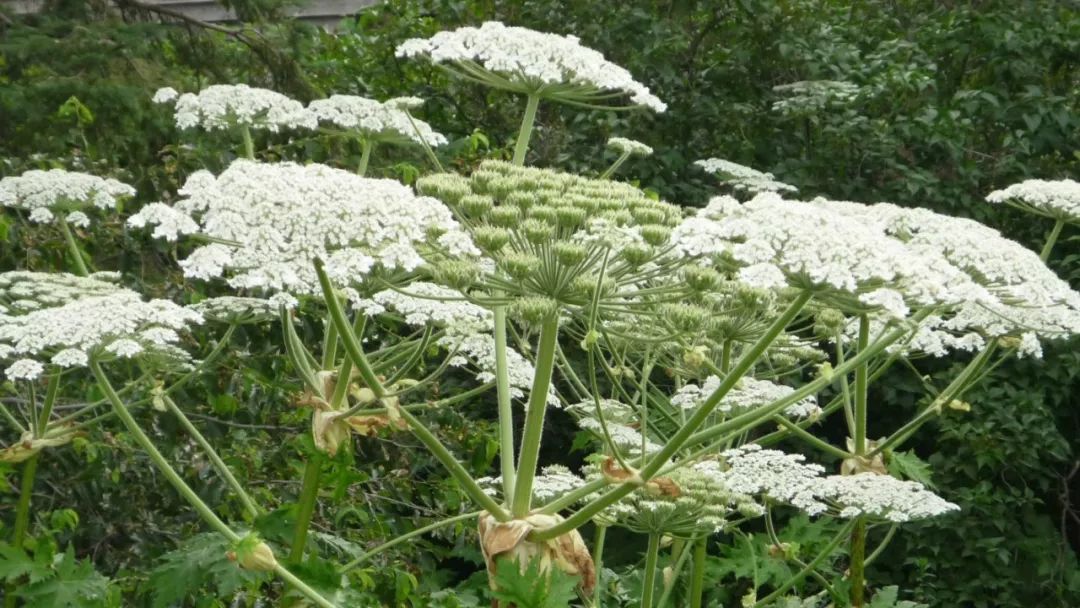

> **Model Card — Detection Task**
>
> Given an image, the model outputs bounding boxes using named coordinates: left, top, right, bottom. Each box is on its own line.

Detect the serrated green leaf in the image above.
left=888, top=451, right=936, bottom=489
left=16, top=546, right=109, bottom=607
left=491, top=555, right=578, bottom=608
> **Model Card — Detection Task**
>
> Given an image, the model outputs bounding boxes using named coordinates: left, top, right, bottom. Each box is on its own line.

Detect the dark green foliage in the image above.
left=491, top=556, right=580, bottom=608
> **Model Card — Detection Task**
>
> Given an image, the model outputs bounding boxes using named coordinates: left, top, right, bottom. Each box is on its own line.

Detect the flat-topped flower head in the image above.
left=352, top=282, right=492, bottom=336
left=813, top=199, right=1080, bottom=357
left=772, top=80, right=861, bottom=115
left=0, top=272, right=202, bottom=379
left=0, top=169, right=135, bottom=225
left=417, top=161, right=684, bottom=312
left=712, top=445, right=828, bottom=515
left=127, top=160, right=477, bottom=295
left=478, top=464, right=585, bottom=506
left=695, top=158, right=797, bottom=194
left=307, top=95, right=447, bottom=147
left=671, top=376, right=821, bottom=420
left=607, top=137, right=653, bottom=157
left=163, top=84, right=315, bottom=132
left=986, top=178, right=1080, bottom=224
left=396, top=21, right=666, bottom=112
left=817, top=473, right=959, bottom=523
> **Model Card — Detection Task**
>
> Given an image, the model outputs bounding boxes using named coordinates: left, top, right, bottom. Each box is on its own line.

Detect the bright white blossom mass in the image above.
left=986, top=178, right=1080, bottom=223
left=695, top=158, right=797, bottom=194
left=127, top=160, right=478, bottom=295
left=307, top=95, right=447, bottom=147
left=396, top=22, right=666, bottom=112
left=159, top=84, right=315, bottom=132
left=671, top=376, right=822, bottom=420
left=0, top=169, right=135, bottom=225
left=0, top=272, right=202, bottom=379
left=607, top=137, right=653, bottom=157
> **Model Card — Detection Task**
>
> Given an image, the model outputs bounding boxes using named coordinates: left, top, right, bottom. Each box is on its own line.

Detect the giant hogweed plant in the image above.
left=3, top=21, right=1080, bottom=608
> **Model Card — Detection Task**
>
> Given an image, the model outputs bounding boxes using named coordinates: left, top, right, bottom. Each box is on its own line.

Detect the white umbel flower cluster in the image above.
left=438, top=332, right=559, bottom=406
left=772, top=80, right=861, bottom=115
left=396, top=22, right=666, bottom=112
left=671, top=376, right=821, bottom=420
left=307, top=95, right=447, bottom=147
left=986, top=178, right=1080, bottom=223
left=127, top=160, right=478, bottom=295
left=607, top=137, right=653, bottom=157
left=695, top=158, right=797, bottom=194
left=127, top=202, right=200, bottom=242
left=160, top=84, right=315, bottom=132
left=711, top=444, right=959, bottom=522
left=813, top=199, right=1080, bottom=357
left=0, top=169, right=135, bottom=225
left=352, top=283, right=492, bottom=336
left=0, top=272, right=202, bottom=379
left=478, top=464, right=585, bottom=505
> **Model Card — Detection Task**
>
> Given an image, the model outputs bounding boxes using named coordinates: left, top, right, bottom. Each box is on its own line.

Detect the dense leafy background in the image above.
left=1, top=0, right=1079, bottom=606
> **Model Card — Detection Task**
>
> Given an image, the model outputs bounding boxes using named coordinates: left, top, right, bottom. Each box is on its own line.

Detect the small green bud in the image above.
left=555, top=207, right=588, bottom=229
left=415, top=173, right=471, bottom=205
left=599, top=209, right=633, bottom=226
left=528, top=205, right=559, bottom=225
left=521, top=219, right=554, bottom=244
left=817, top=361, right=834, bottom=381
left=683, top=345, right=709, bottom=369
left=510, top=296, right=560, bottom=327
left=230, top=534, right=278, bottom=572
left=620, top=244, right=654, bottom=267
left=813, top=308, right=847, bottom=337
left=432, top=260, right=480, bottom=290
left=661, top=303, right=710, bottom=333
left=506, top=190, right=537, bottom=212
left=501, top=252, right=541, bottom=281
left=488, top=176, right=518, bottom=199
left=569, top=274, right=616, bottom=299
left=473, top=226, right=511, bottom=252
left=580, top=329, right=601, bottom=350
left=552, top=242, right=589, bottom=266
left=631, top=207, right=668, bottom=225
left=461, top=194, right=494, bottom=216
left=488, top=206, right=521, bottom=227
left=640, top=224, right=672, bottom=246
left=682, top=265, right=721, bottom=292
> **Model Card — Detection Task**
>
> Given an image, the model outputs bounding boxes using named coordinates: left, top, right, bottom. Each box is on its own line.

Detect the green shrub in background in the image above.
left=1, top=1, right=1079, bottom=607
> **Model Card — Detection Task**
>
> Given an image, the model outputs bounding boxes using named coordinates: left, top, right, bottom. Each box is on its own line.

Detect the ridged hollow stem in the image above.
left=656, top=538, right=693, bottom=608
left=1041, top=218, right=1065, bottom=262
left=5, top=455, right=38, bottom=608
left=853, top=314, right=870, bottom=454
left=641, top=533, right=662, bottom=608
left=402, top=109, right=444, bottom=172
left=357, top=139, right=374, bottom=176
left=592, top=525, right=607, bottom=607
left=322, top=313, right=339, bottom=371
left=753, top=520, right=855, bottom=607
left=288, top=456, right=322, bottom=564
left=493, top=304, right=516, bottom=500
left=534, top=291, right=813, bottom=541
left=849, top=517, right=867, bottom=607
left=688, top=537, right=707, bottom=608
left=598, top=151, right=631, bottom=180
left=869, top=343, right=997, bottom=457
left=56, top=214, right=89, bottom=276
left=314, top=258, right=510, bottom=520
left=241, top=125, right=255, bottom=159
left=163, top=395, right=261, bottom=519
left=36, top=373, right=61, bottom=436
left=511, top=313, right=560, bottom=517
left=338, top=510, right=480, bottom=573
left=511, top=93, right=541, bottom=166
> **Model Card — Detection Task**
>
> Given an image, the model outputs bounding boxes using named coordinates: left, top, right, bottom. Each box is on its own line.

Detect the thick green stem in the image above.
left=511, top=93, right=541, bottom=166
left=849, top=517, right=867, bottom=607
left=592, top=525, right=607, bottom=607
left=163, top=395, right=260, bottom=519
left=314, top=259, right=509, bottom=520
left=339, top=510, right=480, bottom=572
left=512, top=314, right=560, bottom=517
left=289, top=456, right=323, bottom=564
left=90, top=361, right=338, bottom=608
left=599, top=151, right=631, bottom=180
left=5, top=455, right=38, bottom=608
left=493, top=304, right=516, bottom=500
left=534, top=292, right=812, bottom=540
left=641, top=533, right=661, bottom=608
left=357, top=139, right=374, bottom=176
left=241, top=126, right=255, bottom=159
left=657, top=539, right=695, bottom=608
left=1041, top=218, right=1065, bottom=262
left=57, top=214, right=89, bottom=276
left=689, top=537, right=707, bottom=608
left=853, top=315, right=870, bottom=453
